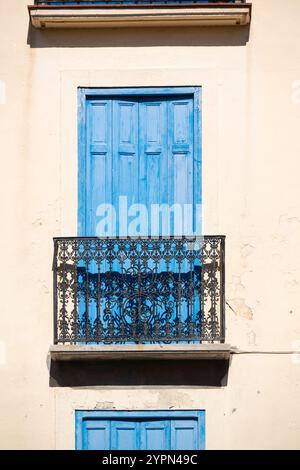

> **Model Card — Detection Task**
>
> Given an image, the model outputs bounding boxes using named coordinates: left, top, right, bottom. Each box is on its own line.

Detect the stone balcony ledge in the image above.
left=50, top=343, right=235, bottom=361
left=29, top=4, right=252, bottom=29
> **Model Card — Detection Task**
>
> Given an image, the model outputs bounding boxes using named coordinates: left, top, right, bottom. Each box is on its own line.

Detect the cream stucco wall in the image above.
left=0, top=0, right=300, bottom=449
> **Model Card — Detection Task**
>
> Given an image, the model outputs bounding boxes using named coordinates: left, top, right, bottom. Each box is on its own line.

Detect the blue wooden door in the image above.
left=77, top=90, right=201, bottom=343
left=76, top=411, right=205, bottom=450
left=79, top=94, right=199, bottom=237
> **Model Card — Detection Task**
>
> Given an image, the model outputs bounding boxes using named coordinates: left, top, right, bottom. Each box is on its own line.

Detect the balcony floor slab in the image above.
left=49, top=343, right=235, bottom=361
left=29, top=5, right=252, bottom=29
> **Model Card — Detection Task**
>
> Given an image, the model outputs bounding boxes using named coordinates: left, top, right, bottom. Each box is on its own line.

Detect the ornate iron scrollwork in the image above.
left=53, top=236, right=225, bottom=344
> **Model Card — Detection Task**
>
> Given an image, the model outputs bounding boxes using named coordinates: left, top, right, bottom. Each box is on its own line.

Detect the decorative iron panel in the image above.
left=53, top=236, right=225, bottom=344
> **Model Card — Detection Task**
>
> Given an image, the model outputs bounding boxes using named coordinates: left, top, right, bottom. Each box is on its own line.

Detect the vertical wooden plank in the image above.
left=78, top=88, right=87, bottom=236
left=198, top=410, right=206, bottom=450
left=75, top=411, right=84, bottom=450
left=194, top=86, right=202, bottom=235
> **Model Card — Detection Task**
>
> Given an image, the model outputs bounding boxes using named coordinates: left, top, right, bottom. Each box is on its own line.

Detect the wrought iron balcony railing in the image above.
left=53, top=236, right=225, bottom=345
left=35, top=1, right=246, bottom=5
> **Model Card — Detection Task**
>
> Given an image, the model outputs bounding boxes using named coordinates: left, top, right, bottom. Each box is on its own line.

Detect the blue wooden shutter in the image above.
left=76, top=411, right=205, bottom=450
left=82, top=419, right=110, bottom=450
left=81, top=93, right=197, bottom=238
left=168, top=97, right=195, bottom=235
left=140, top=420, right=170, bottom=450
left=112, top=98, right=139, bottom=236
left=139, top=96, right=195, bottom=236
left=111, top=420, right=139, bottom=450
left=171, top=419, right=199, bottom=450
left=84, top=99, right=112, bottom=236
left=139, top=98, right=168, bottom=236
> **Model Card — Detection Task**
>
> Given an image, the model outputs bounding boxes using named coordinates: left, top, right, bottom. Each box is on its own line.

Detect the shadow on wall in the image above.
left=27, top=24, right=250, bottom=48
left=50, top=359, right=230, bottom=387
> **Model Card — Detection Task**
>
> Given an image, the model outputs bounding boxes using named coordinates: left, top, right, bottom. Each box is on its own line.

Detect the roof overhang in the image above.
left=28, top=4, right=252, bottom=29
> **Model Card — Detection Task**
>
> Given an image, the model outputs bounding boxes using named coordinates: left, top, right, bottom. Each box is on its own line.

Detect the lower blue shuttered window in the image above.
left=75, top=410, right=205, bottom=450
